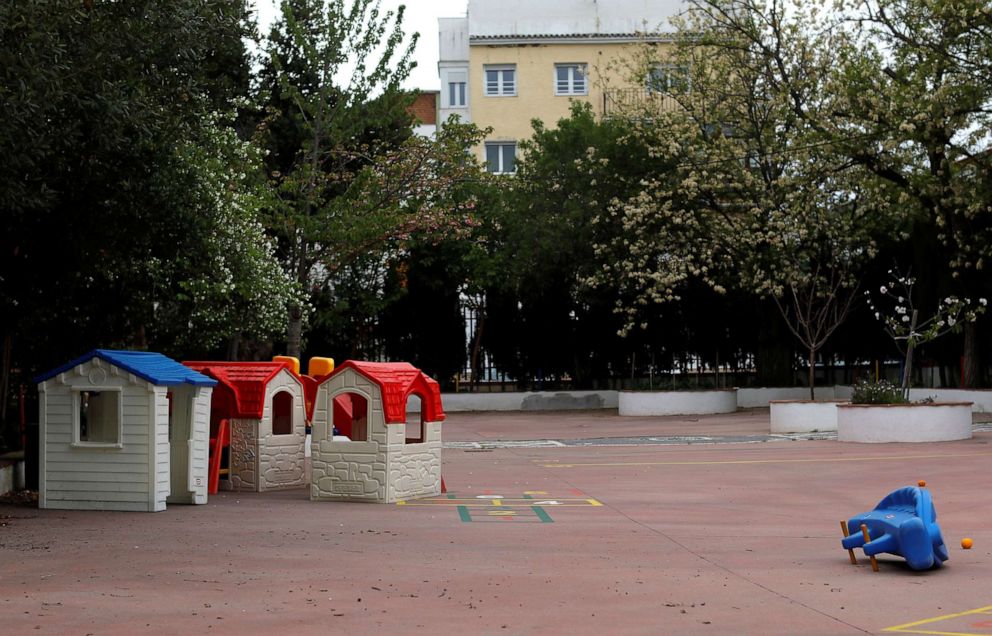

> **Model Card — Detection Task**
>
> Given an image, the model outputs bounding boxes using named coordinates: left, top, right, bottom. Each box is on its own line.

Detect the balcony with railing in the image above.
left=602, top=88, right=680, bottom=118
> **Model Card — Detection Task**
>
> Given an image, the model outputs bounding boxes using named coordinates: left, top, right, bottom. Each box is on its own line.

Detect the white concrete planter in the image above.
left=769, top=400, right=847, bottom=434
left=619, top=389, right=738, bottom=416
left=837, top=402, right=974, bottom=443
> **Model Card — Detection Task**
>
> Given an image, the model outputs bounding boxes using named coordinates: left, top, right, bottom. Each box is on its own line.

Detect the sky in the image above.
left=252, top=0, right=468, bottom=91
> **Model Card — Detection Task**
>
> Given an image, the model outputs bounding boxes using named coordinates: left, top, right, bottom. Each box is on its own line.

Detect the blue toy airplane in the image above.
left=841, top=485, right=949, bottom=571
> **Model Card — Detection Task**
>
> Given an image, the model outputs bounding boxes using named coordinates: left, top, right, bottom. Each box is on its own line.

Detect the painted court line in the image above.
left=397, top=498, right=601, bottom=507
left=453, top=504, right=553, bottom=523
left=398, top=491, right=603, bottom=523
left=883, top=604, right=992, bottom=635
left=539, top=452, right=992, bottom=469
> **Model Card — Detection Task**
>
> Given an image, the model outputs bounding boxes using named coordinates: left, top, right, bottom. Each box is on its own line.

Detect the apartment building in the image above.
left=408, top=90, right=439, bottom=137
left=438, top=0, right=685, bottom=172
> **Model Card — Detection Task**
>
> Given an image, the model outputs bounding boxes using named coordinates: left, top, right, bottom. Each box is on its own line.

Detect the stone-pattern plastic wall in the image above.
left=227, top=418, right=257, bottom=491
left=311, top=438, right=387, bottom=501
left=310, top=370, right=442, bottom=503
left=310, top=422, right=442, bottom=503
left=255, top=374, right=307, bottom=491
left=386, top=421, right=442, bottom=502
left=258, top=437, right=306, bottom=490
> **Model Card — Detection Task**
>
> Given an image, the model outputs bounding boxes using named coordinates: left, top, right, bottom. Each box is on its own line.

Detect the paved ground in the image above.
left=2, top=409, right=992, bottom=635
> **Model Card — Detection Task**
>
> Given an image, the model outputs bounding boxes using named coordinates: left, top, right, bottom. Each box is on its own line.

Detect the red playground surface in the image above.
left=3, top=409, right=991, bottom=635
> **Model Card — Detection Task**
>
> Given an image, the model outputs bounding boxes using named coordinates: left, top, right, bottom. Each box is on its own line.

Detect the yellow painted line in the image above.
left=524, top=490, right=548, bottom=495
left=396, top=501, right=601, bottom=507
left=540, top=452, right=992, bottom=469
left=399, top=498, right=596, bottom=504
left=488, top=510, right=516, bottom=516
left=492, top=499, right=502, bottom=507
left=883, top=604, right=992, bottom=635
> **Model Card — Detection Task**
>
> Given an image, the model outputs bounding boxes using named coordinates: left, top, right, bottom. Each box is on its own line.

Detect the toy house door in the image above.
left=167, top=386, right=196, bottom=504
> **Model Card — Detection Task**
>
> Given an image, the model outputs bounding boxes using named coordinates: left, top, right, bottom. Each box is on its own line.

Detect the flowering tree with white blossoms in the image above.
left=866, top=268, right=988, bottom=398
left=160, top=112, right=303, bottom=358
left=673, top=0, right=992, bottom=385
left=591, top=0, right=899, bottom=398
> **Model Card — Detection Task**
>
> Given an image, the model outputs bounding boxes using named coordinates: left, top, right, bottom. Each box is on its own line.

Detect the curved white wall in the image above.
left=837, top=402, right=973, bottom=443
left=769, top=401, right=845, bottom=433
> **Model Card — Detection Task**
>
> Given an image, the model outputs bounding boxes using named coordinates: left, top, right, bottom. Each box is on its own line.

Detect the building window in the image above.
left=485, top=142, right=516, bottom=174
left=75, top=390, right=122, bottom=446
left=484, top=65, right=516, bottom=96
left=555, top=63, right=587, bottom=95
left=271, top=391, right=293, bottom=435
left=647, top=64, right=690, bottom=93
left=448, top=81, right=466, bottom=107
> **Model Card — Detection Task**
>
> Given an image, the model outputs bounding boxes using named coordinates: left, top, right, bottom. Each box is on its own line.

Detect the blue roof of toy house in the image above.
left=34, top=349, right=218, bottom=387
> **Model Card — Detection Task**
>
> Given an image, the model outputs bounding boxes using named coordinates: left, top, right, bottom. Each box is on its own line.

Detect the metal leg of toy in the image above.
left=840, top=520, right=858, bottom=565
left=861, top=524, right=879, bottom=572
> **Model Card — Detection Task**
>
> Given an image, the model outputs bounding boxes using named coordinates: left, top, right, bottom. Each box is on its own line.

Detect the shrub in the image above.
left=851, top=379, right=909, bottom=404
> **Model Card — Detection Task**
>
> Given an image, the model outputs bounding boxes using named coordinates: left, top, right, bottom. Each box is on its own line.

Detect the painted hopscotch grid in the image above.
left=884, top=604, right=992, bottom=635
left=396, top=490, right=603, bottom=523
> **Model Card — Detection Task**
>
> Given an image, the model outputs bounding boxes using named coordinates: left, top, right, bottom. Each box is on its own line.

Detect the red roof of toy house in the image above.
left=324, top=360, right=446, bottom=424
left=183, top=361, right=299, bottom=420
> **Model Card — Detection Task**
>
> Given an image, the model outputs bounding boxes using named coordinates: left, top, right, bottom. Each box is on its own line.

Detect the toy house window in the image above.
left=333, top=392, right=368, bottom=442
left=405, top=394, right=424, bottom=443
left=74, top=389, right=122, bottom=446
left=272, top=391, right=293, bottom=435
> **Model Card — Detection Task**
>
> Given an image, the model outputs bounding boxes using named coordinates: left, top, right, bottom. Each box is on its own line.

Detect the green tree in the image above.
left=300, top=117, right=490, bottom=371
left=259, top=0, right=416, bottom=358
left=0, top=1, right=274, bottom=436
left=485, top=103, right=674, bottom=386
left=379, top=241, right=471, bottom=389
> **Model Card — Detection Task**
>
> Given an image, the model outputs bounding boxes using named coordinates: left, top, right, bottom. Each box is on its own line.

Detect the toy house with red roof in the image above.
left=184, top=361, right=307, bottom=492
left=311, top=361, right=445, bottom=503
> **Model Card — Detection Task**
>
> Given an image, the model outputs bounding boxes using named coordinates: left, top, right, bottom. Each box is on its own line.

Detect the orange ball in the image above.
left=918, top=480, right=926, bottom=487
left=961, top=538, right=973, bottom=549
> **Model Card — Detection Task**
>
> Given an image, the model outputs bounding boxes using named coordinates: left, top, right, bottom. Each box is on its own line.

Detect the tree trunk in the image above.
left=961, top=321, right=978, bottom=388
left=227, top=333, right=242, bottom=361
left=286, top=303, right=304, bottom=360
left=807, top=347, right=816, bottom=401
left=901, top=309, right=919, bottom=399
left=469, top=307, right=485, bottom=387
left=0, top=332, right=11, bottom=425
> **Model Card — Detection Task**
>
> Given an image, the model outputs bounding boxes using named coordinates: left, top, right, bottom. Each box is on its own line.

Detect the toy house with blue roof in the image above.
left=35, top=350, right=217, bottom=512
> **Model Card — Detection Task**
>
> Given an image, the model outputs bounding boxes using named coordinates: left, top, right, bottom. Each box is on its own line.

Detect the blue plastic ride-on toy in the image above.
left=841, top=485, right=949, bottom=571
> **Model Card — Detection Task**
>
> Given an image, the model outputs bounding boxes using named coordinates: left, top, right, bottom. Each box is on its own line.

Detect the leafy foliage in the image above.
left=259, top=0, right=488, bottom=359
left=1, top=1, right=272, bottom=367
left=851, top=378, right=909, bottom=404
left=589, top=0, right=992, bottom=392
left=483, top=103, right=678, bottom=385
left=865, top=267, right=987, bottom=395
